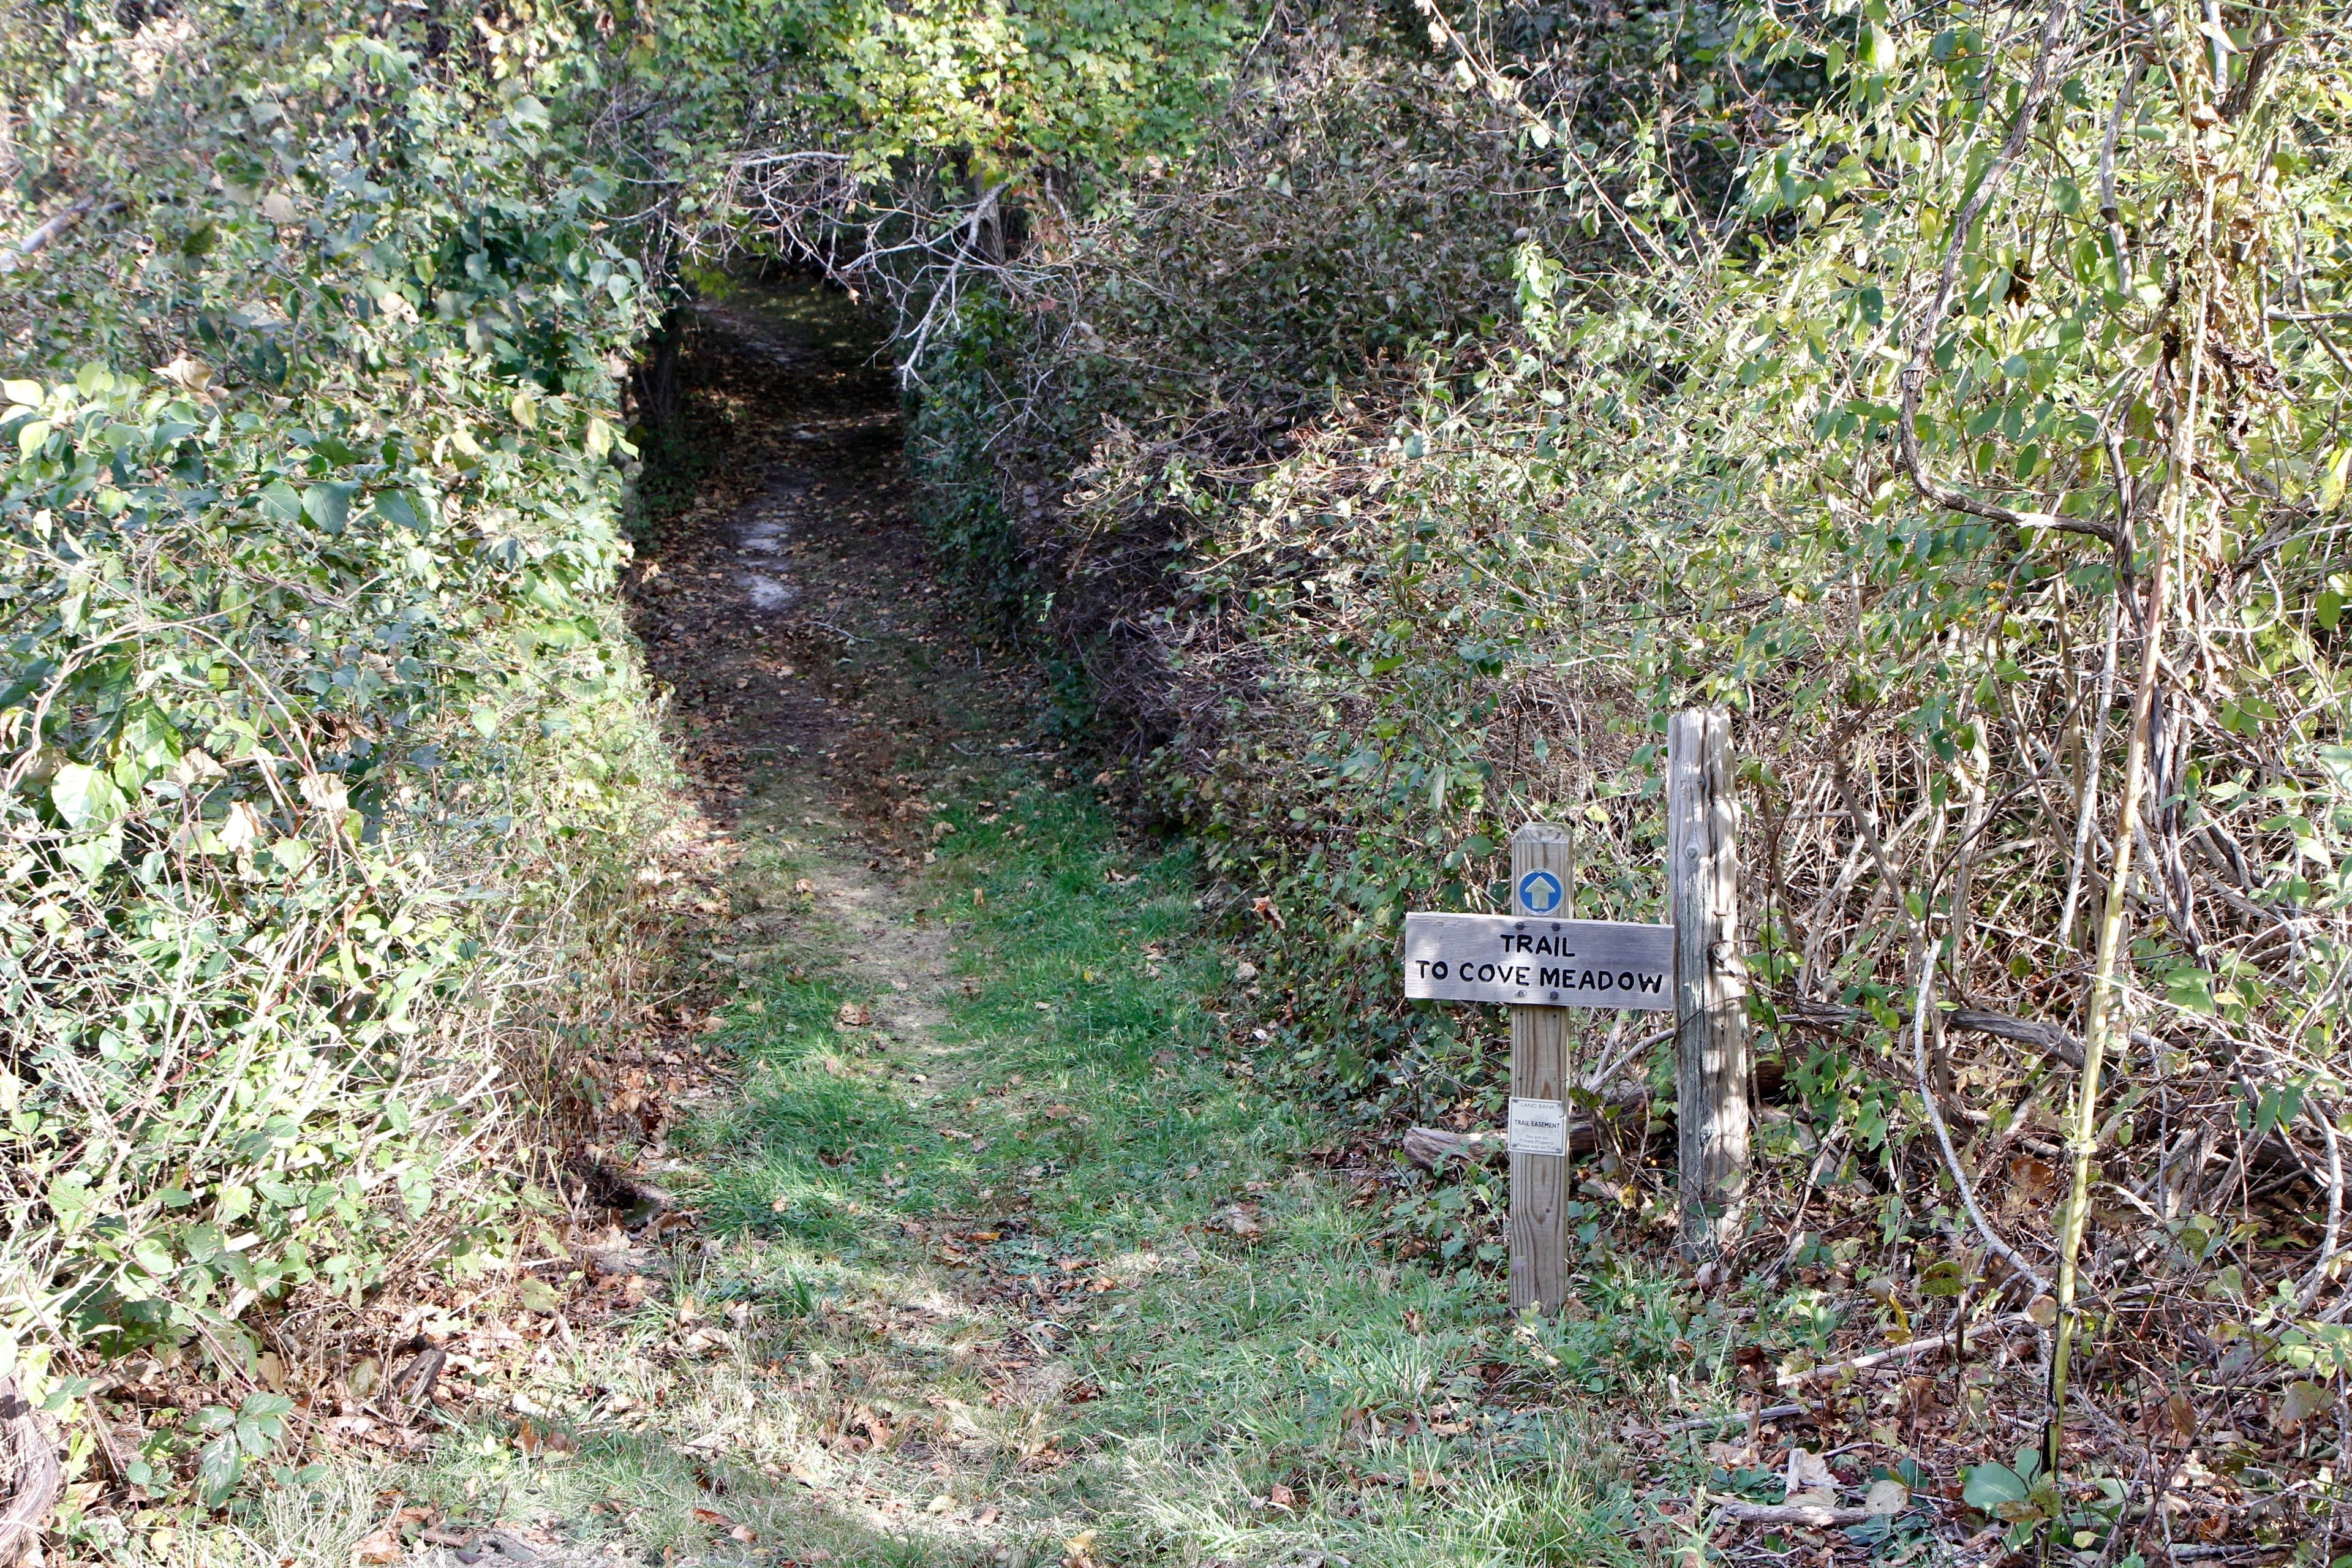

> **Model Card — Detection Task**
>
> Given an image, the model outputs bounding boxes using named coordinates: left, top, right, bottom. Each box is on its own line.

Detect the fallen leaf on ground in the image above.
left=1864, top=1477, right=1909, bottom=1514
left=2278, top=1379, right=2332, bottom=1433
left=1783, top=1446, right=1838, bottom=1506
left=352, top=1528, right=402, bottom=1564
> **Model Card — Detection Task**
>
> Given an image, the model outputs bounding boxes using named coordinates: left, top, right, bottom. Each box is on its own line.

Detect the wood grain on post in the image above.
left=1668, top=709, right=1750, bottom=1259
left=1509, top=821, right=1574, bottom=1313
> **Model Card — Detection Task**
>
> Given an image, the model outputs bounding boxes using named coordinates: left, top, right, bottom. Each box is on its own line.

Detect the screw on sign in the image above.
left=1398, top=711, right=1749, bottom=1311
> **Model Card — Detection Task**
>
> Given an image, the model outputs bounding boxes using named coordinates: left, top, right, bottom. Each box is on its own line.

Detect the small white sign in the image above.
left=1401, top=912, right=1673, bottom=1009
left=1508, top=1098, right=1569, bottom=1157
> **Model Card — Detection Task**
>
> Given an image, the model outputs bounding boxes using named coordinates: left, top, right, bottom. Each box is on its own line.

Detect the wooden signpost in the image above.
left=1507, top=823, right=1575, bottom=1314
left=1399, top=708, right=1749, bottom=1311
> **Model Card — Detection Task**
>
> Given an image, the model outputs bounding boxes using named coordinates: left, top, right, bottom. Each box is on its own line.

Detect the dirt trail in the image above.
left=617, top=284, right=1006, bottom=1072
left=623, top=282, right=1033, bottom=858
left=462, top=281, right=1115, bottom=1564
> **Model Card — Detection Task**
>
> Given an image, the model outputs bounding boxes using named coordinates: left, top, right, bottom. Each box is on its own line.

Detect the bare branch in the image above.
left=1893, top=0, right=2119, bottom=546
left=0, top=195, right=113, bottom=272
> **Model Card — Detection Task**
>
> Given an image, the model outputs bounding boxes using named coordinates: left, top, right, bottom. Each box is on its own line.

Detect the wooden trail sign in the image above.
left=1397, top=709, right=1752, bottom=1309
left=1400, top=913, right=1672, bottom=1008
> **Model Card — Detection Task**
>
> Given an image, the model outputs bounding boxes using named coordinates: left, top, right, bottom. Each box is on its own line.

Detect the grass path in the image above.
left=685, top=773, right=1665, bottom=1566
left=357, top=766, right=1668, bottom=1568
left=239, top=284, right=1719, bottom=1568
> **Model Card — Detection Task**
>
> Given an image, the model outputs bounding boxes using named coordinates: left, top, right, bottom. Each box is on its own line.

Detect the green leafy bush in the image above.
left=766, top=0, right=1250, bottom=183
left=0, top=0, right=679, bottom=1486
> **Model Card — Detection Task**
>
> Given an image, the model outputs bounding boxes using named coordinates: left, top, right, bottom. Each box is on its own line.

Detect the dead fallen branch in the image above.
left=1776, top=1313, right=2037, bottom=1388
left=0, top=1376, right=59, bottom=1567
left=1401, top=1126, right=1509, bottom=1166
left=1950, top=1008, right=2085, bottom=1071
left=1792, top=995, right=2086, bottom=1072
left=1, top=195, right=112, bottom=272
left=1708, top=1496, right=1890, bottom=1528
left=1402, top=1089, right=1656, bottom=1168
left=1654, top=1401, right=1809, bottom=1434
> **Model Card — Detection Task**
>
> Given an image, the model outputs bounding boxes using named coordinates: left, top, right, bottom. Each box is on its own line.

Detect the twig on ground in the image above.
left=1656, top=1401, right=1809, bottom=1434
left=1778, top=1314, right=2035, bottom=1389
left=1706, top=1496, right=1893, bottom=1527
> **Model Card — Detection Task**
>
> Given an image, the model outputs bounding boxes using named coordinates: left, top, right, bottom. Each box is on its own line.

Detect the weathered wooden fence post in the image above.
left=1509, top=821, right=1574, bottom=1313
left=1668, top=709, right=1750, bottom=1260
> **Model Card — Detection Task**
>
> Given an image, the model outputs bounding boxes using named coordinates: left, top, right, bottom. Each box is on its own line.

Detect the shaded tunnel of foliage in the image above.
left=0, top=0, right=1266, bottom=1523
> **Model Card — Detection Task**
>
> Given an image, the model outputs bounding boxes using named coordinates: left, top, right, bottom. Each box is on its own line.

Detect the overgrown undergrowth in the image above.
left=1, top=2, right=692, bottom=1529
left=886, top=0, right=2352, bottom=1548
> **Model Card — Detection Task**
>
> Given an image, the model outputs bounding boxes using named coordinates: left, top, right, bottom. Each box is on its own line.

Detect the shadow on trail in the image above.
left=620, top=276, right=1029, bottom=846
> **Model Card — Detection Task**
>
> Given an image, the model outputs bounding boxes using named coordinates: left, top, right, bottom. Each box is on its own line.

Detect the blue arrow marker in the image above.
left=1516, top=868, right=1563, bottom=916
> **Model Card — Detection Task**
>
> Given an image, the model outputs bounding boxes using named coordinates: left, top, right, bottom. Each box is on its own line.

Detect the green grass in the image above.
left=192, top=767, right=1708, bottom=1567
left=679, top=773, right=1676, bottom=1564
left=696, top=779, right=1302, bottom=1243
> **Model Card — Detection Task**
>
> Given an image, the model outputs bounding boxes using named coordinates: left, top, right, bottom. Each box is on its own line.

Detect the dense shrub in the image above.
left=0, top=1, right=677, bottom=1503
left=909, top=0, right=2352, bottom=1491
